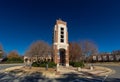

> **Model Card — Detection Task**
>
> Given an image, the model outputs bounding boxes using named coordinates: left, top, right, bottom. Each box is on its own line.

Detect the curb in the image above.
left=92, top=66, right=114, bottom=76
left=4, top=66, right=23, bottom=72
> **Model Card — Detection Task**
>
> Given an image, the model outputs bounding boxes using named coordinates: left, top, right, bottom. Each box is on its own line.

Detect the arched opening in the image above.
left=59, top=49, right=66, bottom=66
left=24, top=58, right=28, bottom=63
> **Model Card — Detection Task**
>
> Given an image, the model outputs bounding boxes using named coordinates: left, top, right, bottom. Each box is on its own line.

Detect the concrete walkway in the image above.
left=4, top=65, right=113, bottom=78
left=0, top=65, right=114, bottom=82
left=55, top=66, right=113, bottom=79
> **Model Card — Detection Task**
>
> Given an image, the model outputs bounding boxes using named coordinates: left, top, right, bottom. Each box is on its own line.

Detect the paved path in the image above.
left=0, top=64, right=24, bottom=72
left=0, top=64, right=103, bottom=82
left=93, top=64, right=120, bottom=82
left=102, top=65, right=120, bottom=82
left=102, top=66, right=120, bottom=78
left=0, top=63, right=119, bottom=82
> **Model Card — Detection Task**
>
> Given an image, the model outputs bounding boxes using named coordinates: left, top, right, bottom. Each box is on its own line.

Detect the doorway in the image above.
left=59, top=49, right=66, bottom=66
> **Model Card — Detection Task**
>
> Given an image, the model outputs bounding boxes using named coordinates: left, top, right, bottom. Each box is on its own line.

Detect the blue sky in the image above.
left=0, top=0, right=120, bottom=55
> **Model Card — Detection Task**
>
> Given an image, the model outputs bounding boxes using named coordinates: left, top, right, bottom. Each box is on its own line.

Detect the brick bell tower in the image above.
left=53, top=19, right=69, bottom=67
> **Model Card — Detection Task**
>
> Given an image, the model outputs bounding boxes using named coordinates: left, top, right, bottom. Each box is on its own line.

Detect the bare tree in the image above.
left=80, top=40, right=98, bottom=62
left=69, top=42, right=82, bottom=62
left=25, top=40, right=51, bottom=62
left=0, top=44, right=2, bottom=50
left=112, top=50, right=120, bottom=55
left=0, top=44, right=4, bottom=58
left=69, top=40, right=98, bottom=62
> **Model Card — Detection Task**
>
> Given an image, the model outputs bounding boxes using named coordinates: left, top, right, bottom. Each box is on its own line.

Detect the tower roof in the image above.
left=56, top=19, right=67, bottom=25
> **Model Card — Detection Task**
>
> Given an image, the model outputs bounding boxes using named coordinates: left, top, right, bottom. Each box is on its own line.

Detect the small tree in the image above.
left=7, top=51, right=23, bottom=62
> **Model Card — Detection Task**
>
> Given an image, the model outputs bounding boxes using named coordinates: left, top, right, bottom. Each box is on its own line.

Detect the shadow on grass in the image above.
left=0, top=70, right=120, bottom=82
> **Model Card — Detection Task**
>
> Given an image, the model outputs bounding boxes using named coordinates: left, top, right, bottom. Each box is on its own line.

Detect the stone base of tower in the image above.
left=57, top=64, right=59, bottom=67
left=65, top=63, right=69, bottom=67
left=57, top=63, right=69, bottom=67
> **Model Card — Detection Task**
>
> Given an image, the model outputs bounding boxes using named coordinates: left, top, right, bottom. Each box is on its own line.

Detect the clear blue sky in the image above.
left=0, top=0, right=120, bottom=55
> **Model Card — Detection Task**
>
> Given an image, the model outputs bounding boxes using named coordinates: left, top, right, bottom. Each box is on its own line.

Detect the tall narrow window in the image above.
left=60, top=27, right=64, bottom=43
left=61, top=35, right=64, bottom=38
left=61, top=31, right=64, bottom=34
left=61, top=39, right=64, bottom=43
left=61, top=27, right=64, bottom=31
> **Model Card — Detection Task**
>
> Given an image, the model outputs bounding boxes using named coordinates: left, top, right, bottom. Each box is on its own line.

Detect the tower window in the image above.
left=61, top=39, right=64, bottom=43
left=61, top=28, right=64, bottom=31
left=61, top=31, right=64, bottom=34
left=61, top=35, right=64, bottom=38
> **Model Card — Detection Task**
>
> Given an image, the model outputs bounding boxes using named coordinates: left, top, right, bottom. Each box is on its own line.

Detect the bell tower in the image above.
left=53, top=19, right=69, bottom=67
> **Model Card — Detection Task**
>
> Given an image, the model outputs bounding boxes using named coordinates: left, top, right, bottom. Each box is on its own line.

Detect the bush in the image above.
left=48, top=62, right=56, bottom=68
left=70, top=61, right=85, bottom=68
left=69, top=61, right=74, bottom=66
left=39, top=61, right=46, bottom=67
left=6, top=57, right=23, bottom=63
left=32, top=61, right=56, bottom=68
left=32, top=62, right=40, bottom=67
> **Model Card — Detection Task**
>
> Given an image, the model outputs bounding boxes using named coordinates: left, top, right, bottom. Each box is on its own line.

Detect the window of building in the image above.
left=61, top=27, right=64, bottom=31
left=60, top=27, right=64, bottom=43
left=61, top=35, right=64, bottom=38
left=61, top=31, right=64, bottom=34
left=61, top=39, right=64, bottom=43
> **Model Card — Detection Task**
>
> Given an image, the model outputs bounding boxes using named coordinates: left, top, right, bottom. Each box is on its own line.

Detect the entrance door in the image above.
left=59, top=49, right=66, bottom=65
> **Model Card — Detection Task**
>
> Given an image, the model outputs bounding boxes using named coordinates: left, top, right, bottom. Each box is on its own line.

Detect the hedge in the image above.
left=32, top=61, right=56, bottom=68
left=70, top=61, right=85, bottom=68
